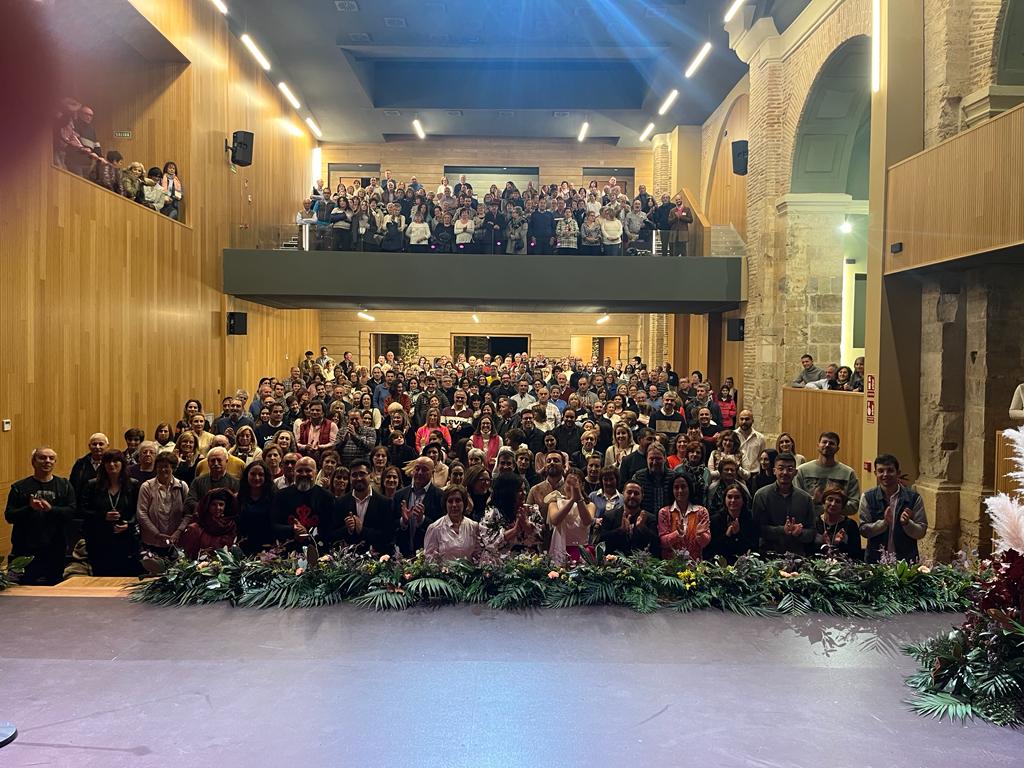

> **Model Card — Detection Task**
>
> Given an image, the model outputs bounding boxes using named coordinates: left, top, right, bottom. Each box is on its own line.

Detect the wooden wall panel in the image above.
left=320, top=311, right=641, bottom=367
left=0, top=0, right=317, bottom=556
left=781, top=388, right=865, bottom=469
left=886, top=102, right=1024, bottom=273
left=321, top=138, right=654, bottom=192
left=706, top=94, right=749, bottom=240
left=995, top=431, right=1023, bottom=496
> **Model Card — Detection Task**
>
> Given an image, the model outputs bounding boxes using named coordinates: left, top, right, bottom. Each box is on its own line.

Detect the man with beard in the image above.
left=331, top=458, right=396, bottom=554
left=527, top=450, right=566, bottom=508
left=271, top=457, right=335, bottom=547
left=597, top=481, right=658, bottom=556
left=629, top=443, right=675, bottom=517
left=795, top=431, right=861, bottom=517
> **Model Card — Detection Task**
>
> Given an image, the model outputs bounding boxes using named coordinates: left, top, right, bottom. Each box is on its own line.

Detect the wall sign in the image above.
left=112, top=130, right=132, bottom=139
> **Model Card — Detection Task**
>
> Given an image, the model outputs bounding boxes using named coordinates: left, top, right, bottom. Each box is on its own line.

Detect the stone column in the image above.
left=652, top=134, right=673, bottom=198
left=915, top=275, right=966, bottom=561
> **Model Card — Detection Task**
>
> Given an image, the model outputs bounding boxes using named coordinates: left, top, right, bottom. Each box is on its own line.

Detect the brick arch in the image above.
left=789, top=35, right=872, bottom=197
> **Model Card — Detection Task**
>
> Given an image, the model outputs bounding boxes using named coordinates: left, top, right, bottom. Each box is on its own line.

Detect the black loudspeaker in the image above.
left=726, top=318, right=745, bottom=341
left=731, top=140, right=748, bottom=176
left=227, top=312, right=248, bottom=335
left=231, top=131, right=254, bottom=167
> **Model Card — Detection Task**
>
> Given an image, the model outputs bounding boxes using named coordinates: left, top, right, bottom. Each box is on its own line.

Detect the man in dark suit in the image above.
left=331, top=458, right=396, bottom=555
left=392, top=457, right=444, bottom=556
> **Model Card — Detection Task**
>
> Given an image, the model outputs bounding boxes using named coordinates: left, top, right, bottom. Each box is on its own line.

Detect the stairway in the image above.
left=709, top=224, right=746, bottom=258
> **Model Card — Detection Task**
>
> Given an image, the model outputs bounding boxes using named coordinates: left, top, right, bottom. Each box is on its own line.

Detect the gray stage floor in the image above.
left=1, top=597, right=1022, bottom=767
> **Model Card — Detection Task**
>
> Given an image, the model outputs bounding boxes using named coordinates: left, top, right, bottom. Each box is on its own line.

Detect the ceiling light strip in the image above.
left=412, top=119, right=426, bottom=139
left=240, top=33, right=271, bottom=71
left=278, top=82, right=301, bottom=110
left=658, top=89, right=678, bottom=116
left=577, top=121, right=589, bottom=142
left=305, top=117, right=323, bottom=138
left=724, top=0, right=745, bottom=23
left=638, top=123, right=656, bottom=142
left=685, top=42, right=712, bottom=78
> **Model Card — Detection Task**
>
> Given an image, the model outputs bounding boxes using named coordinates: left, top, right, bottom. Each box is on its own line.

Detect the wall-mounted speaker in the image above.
left=726, top=318, right=745, bottom=341
left=227, top=311, right=248, bottom=335
left=231, top=131, right=254, bottom=167
left=731, top=140, right=748, bottom=176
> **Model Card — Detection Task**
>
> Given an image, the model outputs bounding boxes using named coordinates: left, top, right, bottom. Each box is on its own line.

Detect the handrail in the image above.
left=678, top=186, right=711, bottom=257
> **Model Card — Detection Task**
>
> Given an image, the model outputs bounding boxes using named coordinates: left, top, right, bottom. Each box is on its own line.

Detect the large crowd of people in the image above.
left=5, top=349, right=926, bottom=585
left=53, top=97, right=184, bottom=220
left=297, top=171, right=694, bottom=256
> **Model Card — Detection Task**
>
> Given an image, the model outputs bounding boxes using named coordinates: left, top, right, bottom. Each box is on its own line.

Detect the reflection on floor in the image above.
left=2, top=598, right=1022, bottom=767
left=0, top=575, right=137, bottom=598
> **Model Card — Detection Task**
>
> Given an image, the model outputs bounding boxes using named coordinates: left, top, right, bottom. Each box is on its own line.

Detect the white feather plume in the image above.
left=988, top=427, right=1024, bottom=554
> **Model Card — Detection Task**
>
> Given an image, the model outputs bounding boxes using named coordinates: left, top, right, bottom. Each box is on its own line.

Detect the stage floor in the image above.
left=1, top=591, right=1022, bottom=767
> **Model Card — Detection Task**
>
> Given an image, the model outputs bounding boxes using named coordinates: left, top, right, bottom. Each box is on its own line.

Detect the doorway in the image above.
left=370, top=333, right=419, bottom=364
left=452, top=335, right=530, bottom=360
left=570, top=335, right=623, bottom=364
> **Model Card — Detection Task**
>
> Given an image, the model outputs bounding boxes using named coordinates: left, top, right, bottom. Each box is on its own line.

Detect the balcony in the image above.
left=223, top=246, right=742, bottom=314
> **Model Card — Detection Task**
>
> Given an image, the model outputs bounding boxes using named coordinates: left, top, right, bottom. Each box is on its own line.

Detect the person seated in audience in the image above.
left=706, top=481, right=757, bottom=563
left=806, top=363, right=840, bottom=390
left=795, top=431, right=861, bottom=517
left=704, top=456, right=750, bottom=524
left=314, top=450, right=341, bottom=489
left=597, top=481, right=659, bottom=556
left=229, top=425, right=263, bottom=467
left=835, top=366, right=855, bottom=391
left=235, top=460, right=275, bottom=556
left=130, top=441, right=159, bottom=484
left=154, top=423, right=176, bottom=453
left=547, top=468, right=595, bottom=565
left=196, top=435, right=245, bottom=479
left=791, top=353, right=826, bottom=387
left=179, top=488, right=237, bottom=560
left=858, top=453, right=927, bottom=563
left=752, top=452, right=816, bottom=556
left=332, top=458, right=396, bottom=554
left=184, top=447, right=239, bottom=523
left=137, top=452, right=189, bottom=557
left=747, top=449, right=778, bottom=496
left=657, top=471, right=711, bottom=561
left=328, top=466, right=350, bottom=500
left=708, top=430, right=750, bottom=481
left=173, top=431, right=200, bottom=485
left=850, top=356, right=866, bottom=392
left=395, top=456, right=444, bottom=555
left=123, top=427, right=145, bottom=466
left=479, top=471, right=544, bottom=557
left=424, top=484, right=481, bottom=561
left=816, top=484, right=863, bottom=560
left=774, top=433, right=805, bottom=466
left=159, top=161, right=184, bottom=220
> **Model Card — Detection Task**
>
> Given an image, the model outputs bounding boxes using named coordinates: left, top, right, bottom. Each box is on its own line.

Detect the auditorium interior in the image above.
left=2, top=0, right=1024, bottom=764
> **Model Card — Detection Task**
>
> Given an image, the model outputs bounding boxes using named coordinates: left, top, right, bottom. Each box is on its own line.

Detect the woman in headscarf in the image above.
left=179, top=488, right=238, bottom=559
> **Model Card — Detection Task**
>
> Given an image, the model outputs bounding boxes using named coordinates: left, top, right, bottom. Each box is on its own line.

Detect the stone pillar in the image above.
left=652, top=134, right=673, bottom=198
left=915, top=275, right=966, bottom=561
left=959, top=265, right=1024, bottom=555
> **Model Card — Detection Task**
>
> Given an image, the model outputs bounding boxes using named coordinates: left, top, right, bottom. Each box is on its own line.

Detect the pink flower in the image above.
left=547, top=570, right=560, bottom=579
left=295, top=567, right=304, bottom=576
left=605, top=555, right=618, bottom=563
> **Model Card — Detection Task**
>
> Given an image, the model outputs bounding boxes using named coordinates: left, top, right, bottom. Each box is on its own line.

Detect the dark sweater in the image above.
left=4, top=475, right=77, bottom=584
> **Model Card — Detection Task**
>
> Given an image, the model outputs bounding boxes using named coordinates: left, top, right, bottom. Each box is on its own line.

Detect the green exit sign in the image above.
left=112, top=130, right=133, bottom=139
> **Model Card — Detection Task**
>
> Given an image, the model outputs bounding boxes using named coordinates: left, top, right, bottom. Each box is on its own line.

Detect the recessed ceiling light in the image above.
left=348, top=32, right=371, bottom=42
left=335, top=0, right=359, bottom=10
left=412, top=119, right=426, bottom=139
left=685, top=42, right=712, bottom=78
left=383, top=16, right=406, bottom=28
left=305, top=117, right=322, bottom=138
left=447, top=110, right=463, bottom=117
left=577, top=121, right=589, bottom=142
left=553, top=111, right=570, bottom=118
left=240, top=34, right=271, bottom=71
left=383, top=110, right=401, bottom=117
left=638, top=122, right=655, bottom=142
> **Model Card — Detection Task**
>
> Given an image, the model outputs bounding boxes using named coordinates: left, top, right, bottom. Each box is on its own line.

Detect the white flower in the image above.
left=379, top=554, right=391, bottom=562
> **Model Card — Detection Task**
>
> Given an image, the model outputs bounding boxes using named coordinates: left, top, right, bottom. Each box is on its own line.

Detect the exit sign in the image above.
left=112, top=130, right=133, bottom=139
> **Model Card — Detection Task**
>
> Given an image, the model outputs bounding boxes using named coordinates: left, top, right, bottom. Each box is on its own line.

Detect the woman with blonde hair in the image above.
left=230, top=425, right=263, bottom=466
left=604, top=423, right=635, bottom=468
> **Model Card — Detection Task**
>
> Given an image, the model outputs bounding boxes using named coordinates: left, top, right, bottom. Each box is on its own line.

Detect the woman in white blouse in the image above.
left=547, top=468, right=595, bottom=565
left=454, top=208, right=475, bottom=250
left=599, top=206, right=624, bottom=256
left=406, top=212, right=431, bottom=252
left=424, top=485, right=480, bottom=561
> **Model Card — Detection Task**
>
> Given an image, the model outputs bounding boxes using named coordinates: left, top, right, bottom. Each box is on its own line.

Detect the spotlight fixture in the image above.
left=839, top=220, right=853, bottom=234
left=357, top=311, right=375, bottom=321
left=210, top=0, right=228, bottom=14
left=305, top=117, right=323, bottom=138
left=240, top=34, right=271, bottom=71
left=685, top=42, right=712, bottom=78
left=596, top=314, right=610, bottom=325
left=724, top=0, right=744, bottom=23
left=472, top=313, right=480, bottom=323
left=638, top=122, right=656, bottom=142
left=658, top=89, right=678, bottom=115
left=412, top=119, right=426, bottom=139
left=278, top=82, right=301, bottom=110
left=577, top=121, right=589, bottom=142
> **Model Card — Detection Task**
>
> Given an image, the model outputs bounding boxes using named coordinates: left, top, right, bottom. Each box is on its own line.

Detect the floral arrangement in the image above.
left=0, top=556, right=31, bottom=591
left=129, top=543, right=973, bottom=617
left=904, top=427, right=1024, bottom=726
